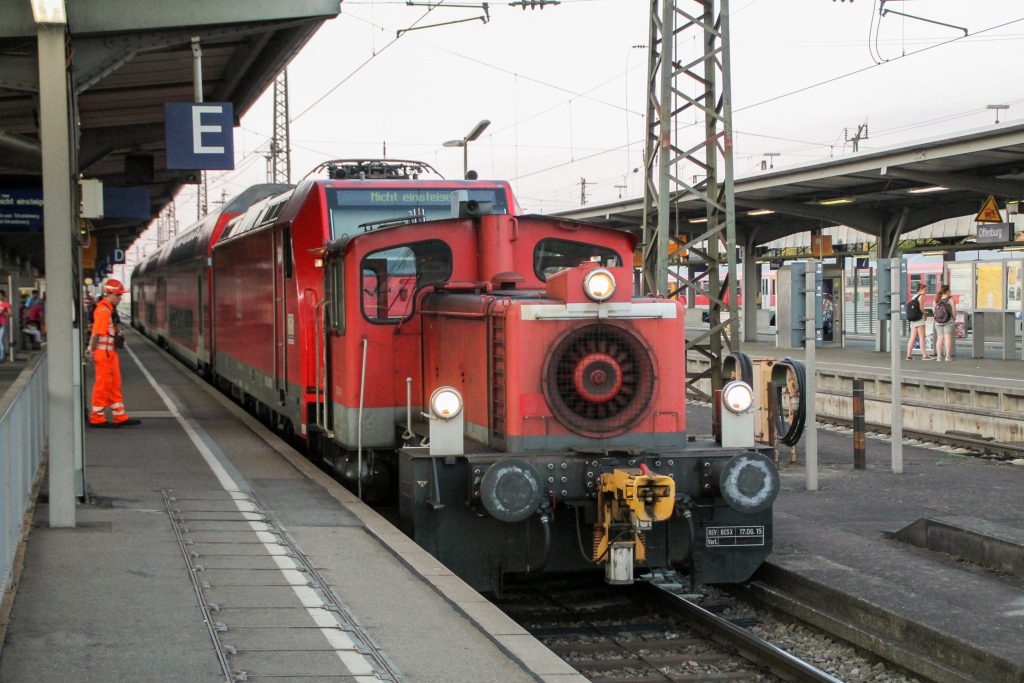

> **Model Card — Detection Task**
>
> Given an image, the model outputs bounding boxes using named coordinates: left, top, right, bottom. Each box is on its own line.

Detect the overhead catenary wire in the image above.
left=154, top=7, right=1024, bottom=220
left=290, top=0, right=452, bottom=124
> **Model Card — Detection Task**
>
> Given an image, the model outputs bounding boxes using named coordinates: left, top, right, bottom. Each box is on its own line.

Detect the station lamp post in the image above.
left=987, top=104, right=1010, bottom=124
left=443, top=119, right=490, bottom=179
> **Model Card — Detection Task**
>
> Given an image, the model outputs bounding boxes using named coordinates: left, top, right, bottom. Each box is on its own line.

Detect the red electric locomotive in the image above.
left=134, top=160, right=779, bottom=594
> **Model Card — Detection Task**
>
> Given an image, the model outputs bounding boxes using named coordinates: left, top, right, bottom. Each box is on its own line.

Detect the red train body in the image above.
left=131, top=184, right=292, bottom=369
left=133, top=160, right=779, bottom=593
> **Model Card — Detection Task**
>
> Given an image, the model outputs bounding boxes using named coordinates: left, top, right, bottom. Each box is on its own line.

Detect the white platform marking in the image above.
left=125, top=345, right=381, bottom=681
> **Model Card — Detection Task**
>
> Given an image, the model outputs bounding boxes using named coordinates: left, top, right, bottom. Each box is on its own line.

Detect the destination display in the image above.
left=946, top=262, right=974, bottom=312
left=327, top=187, right=509, bottom=240
left=975, top=262, right=1004, bottom=311
left=329, top=188, right=507, bottom=208
left=705, top=525, right=765, bottom=547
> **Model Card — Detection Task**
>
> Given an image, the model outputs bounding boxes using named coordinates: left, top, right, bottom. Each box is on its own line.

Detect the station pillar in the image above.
left=742, top=238, right=759, bottom=343
left=37, top=20, right=78, bottom=527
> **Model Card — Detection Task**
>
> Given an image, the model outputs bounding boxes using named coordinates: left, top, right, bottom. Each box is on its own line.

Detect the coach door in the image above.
left=273, top=228, right=291, bottom=401
left=196, top=274, right=205, bottom=360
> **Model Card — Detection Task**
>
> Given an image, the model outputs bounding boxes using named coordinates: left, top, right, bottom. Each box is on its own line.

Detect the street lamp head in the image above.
left=443, top=139, right=466, bottom=148
left=466, top=119, right=491, bottom=142
left=30, top=0, right=66, bottom=24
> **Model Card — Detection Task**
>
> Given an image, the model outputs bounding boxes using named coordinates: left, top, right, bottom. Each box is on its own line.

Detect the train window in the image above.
left=328, top=259, right=345, bottom=334
left=533, top=239, right=621, bottom=281
left=361, top=240, right=452, bottom=323
left=328, top=188, right=509, bottom=240
left=925, top=274, right=937, bottom=293
left=283, top=228, right=293, bottom=279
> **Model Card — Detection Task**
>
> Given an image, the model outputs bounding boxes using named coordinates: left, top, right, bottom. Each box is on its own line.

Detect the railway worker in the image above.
left=86, top=279, right=140, bottom=428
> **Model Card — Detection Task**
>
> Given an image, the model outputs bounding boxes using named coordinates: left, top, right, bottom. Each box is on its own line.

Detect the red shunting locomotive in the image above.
left=133, top=160, right=779, bottom=594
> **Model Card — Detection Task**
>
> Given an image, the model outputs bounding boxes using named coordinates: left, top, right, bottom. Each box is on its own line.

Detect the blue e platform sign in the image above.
left=165, top=102, right=235, bottom=170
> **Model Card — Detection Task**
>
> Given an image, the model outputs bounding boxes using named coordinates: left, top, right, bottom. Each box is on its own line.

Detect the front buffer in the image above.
left=398, top=444, right=778, bottom=594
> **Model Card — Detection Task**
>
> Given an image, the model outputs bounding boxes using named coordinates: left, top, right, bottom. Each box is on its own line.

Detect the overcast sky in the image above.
left=131, top=0, right=1024, bottom=259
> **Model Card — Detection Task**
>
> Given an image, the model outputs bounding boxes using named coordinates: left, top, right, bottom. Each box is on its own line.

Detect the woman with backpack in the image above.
left=905, top=282, right=930, bottom=360
left=933, top=284, right=956, bottom=362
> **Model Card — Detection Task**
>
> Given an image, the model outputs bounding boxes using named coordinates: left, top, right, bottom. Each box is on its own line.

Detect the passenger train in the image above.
left=132, top=160, right=780, bottom=593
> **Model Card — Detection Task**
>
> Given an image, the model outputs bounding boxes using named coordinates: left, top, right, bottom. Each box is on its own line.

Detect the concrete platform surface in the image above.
left=0, top=330, right=584, bottom=683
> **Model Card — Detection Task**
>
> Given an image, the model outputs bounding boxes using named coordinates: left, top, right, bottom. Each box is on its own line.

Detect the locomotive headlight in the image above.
left=583, top=269, right=616, bottom=302
left=722, top=380, right=754, bottom=414
left=429, top=386, right=463, bottom=420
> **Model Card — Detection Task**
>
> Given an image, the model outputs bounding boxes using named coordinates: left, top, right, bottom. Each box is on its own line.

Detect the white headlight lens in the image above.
left=430, top=386, right=463, bottom=420
left=583, top=269, right=616, bottom=302
left=722, top=381, right=754, bottom=414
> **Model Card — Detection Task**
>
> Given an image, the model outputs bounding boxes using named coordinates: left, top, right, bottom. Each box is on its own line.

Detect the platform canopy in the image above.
left=559, top=121, right=1024, bottom=250
left=0, top=0, right=340, bottom=271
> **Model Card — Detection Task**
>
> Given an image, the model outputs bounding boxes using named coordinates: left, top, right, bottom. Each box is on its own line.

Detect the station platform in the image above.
left=687, top=338, right=1024, bottom=450
left=688, top=403, right=1024, bottom=682
left=737, top=339, right=1024, bottom=390
left=0, top=330, right=583, bottom=682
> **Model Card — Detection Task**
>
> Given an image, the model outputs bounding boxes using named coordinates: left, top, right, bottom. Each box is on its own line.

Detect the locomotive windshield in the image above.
left=361, top=239, right=452, bottom=323
left=327, top=187, right=508, bottom=240
left=534, top=238, right=623, bottom=281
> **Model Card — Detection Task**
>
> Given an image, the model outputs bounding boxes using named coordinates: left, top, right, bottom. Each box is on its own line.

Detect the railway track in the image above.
left=493, top=573, right=841, bottom=683
left=817, top=414, right=1024, bottom=461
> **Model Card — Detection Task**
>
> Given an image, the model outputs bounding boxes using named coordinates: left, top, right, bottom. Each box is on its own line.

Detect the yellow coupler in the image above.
left=594, top=467, right=676, bottom=565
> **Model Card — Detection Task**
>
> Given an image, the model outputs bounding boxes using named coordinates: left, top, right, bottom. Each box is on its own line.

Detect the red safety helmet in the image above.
left=103, top=279, right=127, bottom=295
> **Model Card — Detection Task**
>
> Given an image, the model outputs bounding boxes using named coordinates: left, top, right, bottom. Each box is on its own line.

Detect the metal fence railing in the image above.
left=0, top=353, right=47, bottom=593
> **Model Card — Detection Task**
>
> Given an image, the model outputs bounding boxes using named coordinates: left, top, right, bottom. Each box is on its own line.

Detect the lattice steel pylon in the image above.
left=166, top=199, right=178, bottom=240
left=267, top=69, right=291, bottom=184
left=198, top=171, right=208, bottom=219
left=641, top=0, right=739, bottom=400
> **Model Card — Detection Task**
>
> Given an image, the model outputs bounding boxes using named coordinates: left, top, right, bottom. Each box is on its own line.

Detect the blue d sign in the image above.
left=165, top=102, right=235, bottom=170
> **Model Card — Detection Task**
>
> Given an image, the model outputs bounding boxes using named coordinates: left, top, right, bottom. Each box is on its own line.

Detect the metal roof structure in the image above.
left=559, top=121, right=1024, bottom=251
left=0, top=0, right=340, bottom=271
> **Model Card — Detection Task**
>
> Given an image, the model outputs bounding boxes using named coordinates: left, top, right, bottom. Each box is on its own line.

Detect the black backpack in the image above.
left=933, top=297, right=952, bottom=324
left=905, top=296, right=923, bottom=322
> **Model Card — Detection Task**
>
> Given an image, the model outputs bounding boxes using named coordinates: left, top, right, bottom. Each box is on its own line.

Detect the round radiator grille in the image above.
left=543, top=323, right=655, bottom=436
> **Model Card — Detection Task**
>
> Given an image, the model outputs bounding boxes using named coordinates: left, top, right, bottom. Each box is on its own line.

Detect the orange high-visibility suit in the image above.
left=90, top=298, right=129, bottom=425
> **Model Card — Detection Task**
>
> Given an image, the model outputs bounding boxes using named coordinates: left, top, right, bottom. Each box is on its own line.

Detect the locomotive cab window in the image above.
left=534, top=238, right=622, bottom=281
left=361, top=240, right=452, bottom=323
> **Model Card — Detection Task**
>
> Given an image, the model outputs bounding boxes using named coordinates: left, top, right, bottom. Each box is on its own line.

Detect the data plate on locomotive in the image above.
left=705, top=525, right=765, bottom=547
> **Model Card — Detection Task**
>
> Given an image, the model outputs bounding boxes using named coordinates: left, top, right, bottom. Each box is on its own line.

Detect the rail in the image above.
left=645, top=582, right=843, bottom=683
left=0, top=352, right=47, bottom=594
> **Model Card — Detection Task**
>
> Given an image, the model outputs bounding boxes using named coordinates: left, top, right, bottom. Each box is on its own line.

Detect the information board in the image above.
left=0, top=188, right=43, bottom=232
left=1008, top=261, right=1023, bottom=312
left=976, top=262, right=1005, bottom=311
left=946, top=262, right=974, bottom=312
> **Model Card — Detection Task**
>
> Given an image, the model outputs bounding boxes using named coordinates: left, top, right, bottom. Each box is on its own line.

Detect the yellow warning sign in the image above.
left=975, top=195, right=1004, bottom=223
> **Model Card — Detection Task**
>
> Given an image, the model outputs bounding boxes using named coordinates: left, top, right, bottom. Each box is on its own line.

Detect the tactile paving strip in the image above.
left=163, top=489, right=400, bottom=682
